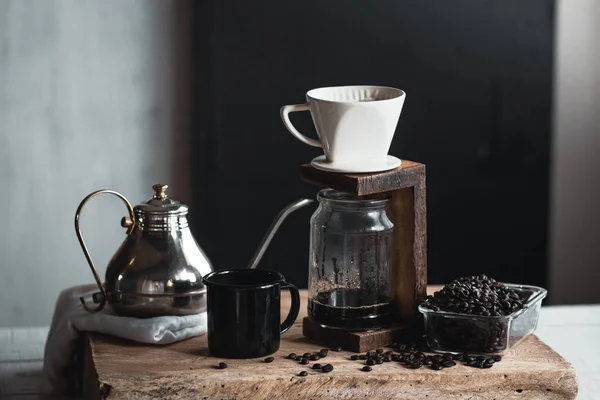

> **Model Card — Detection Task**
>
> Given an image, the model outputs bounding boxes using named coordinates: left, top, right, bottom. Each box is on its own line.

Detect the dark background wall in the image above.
left=190, top=1, right=555, bottom=289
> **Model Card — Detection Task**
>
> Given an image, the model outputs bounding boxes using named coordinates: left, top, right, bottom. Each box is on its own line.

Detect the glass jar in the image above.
left=307, top=189, right=395, bottom=331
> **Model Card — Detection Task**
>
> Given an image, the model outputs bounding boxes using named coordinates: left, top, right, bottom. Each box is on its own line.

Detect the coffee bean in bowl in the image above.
left=419, top=275, right=547, bottom=355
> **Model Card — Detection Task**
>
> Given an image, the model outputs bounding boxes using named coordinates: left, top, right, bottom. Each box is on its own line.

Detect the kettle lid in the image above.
left=134, top=184, right=188, bottom=215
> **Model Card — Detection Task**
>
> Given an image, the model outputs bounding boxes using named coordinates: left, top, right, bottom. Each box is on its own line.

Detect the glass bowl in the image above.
left=418, top=284, right=547, bottom=355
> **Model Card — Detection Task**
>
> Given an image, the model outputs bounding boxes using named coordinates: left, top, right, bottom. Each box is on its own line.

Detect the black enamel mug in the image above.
left=202, top=269, right=301, bottom=358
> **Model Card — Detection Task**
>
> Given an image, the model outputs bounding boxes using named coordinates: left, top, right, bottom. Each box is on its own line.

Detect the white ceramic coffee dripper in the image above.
left=280, top=85, right=406, bottom=173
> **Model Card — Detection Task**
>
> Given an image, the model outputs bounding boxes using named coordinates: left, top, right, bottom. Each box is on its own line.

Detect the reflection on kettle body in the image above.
left=75, top=183, right=313, bottom=318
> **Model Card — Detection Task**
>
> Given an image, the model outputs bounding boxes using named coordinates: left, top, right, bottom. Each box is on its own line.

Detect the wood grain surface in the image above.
left=83, top=288, right=578, bottom=400
left=299, top=161, right=424, bottom=196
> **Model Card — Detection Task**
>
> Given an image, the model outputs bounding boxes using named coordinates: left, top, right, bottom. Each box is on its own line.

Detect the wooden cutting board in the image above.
left=82, top=290, right=578, bottom=400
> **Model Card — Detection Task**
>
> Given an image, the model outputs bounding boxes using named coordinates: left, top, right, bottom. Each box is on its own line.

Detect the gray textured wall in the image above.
left=0, top=0, right=192, bottom=327
left=549, top=0, right=600, bottom=304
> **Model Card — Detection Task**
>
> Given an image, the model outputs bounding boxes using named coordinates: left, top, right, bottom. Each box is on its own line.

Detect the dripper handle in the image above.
left=280, top=104, right=323, bottom=148
left=247, top=198, right=314, bottom=269
left=74, top=189, right=135, bottom=312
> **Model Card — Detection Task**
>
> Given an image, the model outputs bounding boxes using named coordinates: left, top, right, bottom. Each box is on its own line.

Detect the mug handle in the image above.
left=280, top=282, right=301, bottom=334
left=280, top=104, right=323, bottom=148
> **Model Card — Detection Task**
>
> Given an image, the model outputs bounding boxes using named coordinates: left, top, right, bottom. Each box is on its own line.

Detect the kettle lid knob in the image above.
left=152, top=184, right=168, bottom=200
left=135, top=183, right=187, bottom=215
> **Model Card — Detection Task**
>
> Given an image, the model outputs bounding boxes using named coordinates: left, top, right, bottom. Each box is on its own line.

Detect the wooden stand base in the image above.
left=302, top=317, right=405, bottom=353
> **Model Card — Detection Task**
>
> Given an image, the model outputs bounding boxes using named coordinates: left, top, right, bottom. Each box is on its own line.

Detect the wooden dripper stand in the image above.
left=300, top=160, right=428, bottom=352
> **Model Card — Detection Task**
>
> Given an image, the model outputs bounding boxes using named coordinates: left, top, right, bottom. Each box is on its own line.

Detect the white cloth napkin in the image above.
left=43, top=284, right=207, bottom=395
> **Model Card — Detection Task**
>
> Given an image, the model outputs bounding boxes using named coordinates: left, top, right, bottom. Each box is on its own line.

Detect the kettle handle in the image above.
left=74, top=189, right=135, bottom=313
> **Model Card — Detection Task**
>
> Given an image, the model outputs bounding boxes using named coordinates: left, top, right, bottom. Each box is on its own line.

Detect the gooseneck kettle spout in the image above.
left=247, top=198, right=314, bottom=269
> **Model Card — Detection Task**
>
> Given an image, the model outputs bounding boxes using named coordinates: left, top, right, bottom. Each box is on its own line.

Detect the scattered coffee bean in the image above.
left=303, top=353, right=311, bottom=358
left=321, top=364, right=334, bottom=373
left=288, top=353, right=297, bottom=360
left=218, top=362, right=227, bottom=369
left=362, top=366, right=372, bottom=372
left=298, top=371, right=308, bottom=377
left=300, top=358, right=309, bottom=365
left=492, top=355, right=502, bottom=362
left=338, top=338, right=502, bottom=373
left=309, top=354, right=320, bottom=361
left=320, top=349, right=329, bottom=354
left=312, top=363, right=322, bottom=369
left=264, top=357, right=274, bottom=363
left=333, top=346, right=343, bottom=352
left=484, top=358, right=495, bottom=365
left=317, top=351, right=328, bottom=358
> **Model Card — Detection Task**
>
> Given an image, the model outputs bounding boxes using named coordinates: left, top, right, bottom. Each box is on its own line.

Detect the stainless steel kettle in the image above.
left=75, top=183, right=312, bottom=318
